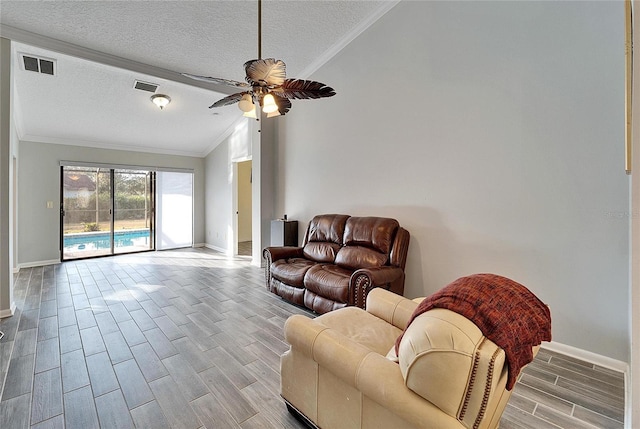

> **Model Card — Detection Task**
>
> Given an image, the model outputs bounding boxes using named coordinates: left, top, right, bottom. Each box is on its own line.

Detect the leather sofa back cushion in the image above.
left=307, top=214, right=350, bottom=244
left=303, top=242, right=341, bottom=263
left=335, top=246, right=387, bottom=270
left=343, top=217, right=399, bottom=255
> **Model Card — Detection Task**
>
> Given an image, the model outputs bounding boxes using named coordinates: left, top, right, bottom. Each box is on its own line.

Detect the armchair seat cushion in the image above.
left=271, top=258, right=317, bottom=287
left=315, top=306, right=403, bottom=356
left=304, top=264, right=352, bottom=303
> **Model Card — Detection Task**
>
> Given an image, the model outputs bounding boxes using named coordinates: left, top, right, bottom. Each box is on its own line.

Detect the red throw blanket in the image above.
left=395, top=274, right=551, bottom=390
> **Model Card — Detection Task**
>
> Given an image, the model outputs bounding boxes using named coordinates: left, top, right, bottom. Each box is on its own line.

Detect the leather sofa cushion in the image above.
left=303, top=242, right=341, bottom=263
left=271, top=258, right=317, bottom=287
left=303, top=290, right=347, bottom=314
left=304, top=264, right=351, bottom=303
left=343, top=217, right=399, bottom=254
left=307, top=214, right=350, bottom=244
left=335, top=246, right=387, bottom=270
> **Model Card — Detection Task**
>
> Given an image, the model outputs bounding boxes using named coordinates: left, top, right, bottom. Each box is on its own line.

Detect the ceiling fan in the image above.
left=182, top=0, right=336, bottom=118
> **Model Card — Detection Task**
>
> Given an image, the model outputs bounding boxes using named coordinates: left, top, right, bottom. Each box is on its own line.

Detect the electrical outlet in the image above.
left=46, top=201, right=54, bottom=209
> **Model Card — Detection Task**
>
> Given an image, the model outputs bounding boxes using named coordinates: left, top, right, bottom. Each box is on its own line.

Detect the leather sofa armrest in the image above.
left=349, top=266, right=405, bottom=310
left=263, top=246, right=305, bottom=290
left=365, top=288, right=420, bottom=331
left=263, top=246, right=304, bottom=263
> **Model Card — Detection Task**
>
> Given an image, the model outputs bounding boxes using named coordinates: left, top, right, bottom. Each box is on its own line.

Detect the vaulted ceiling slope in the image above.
left=0, top=1, right=396, bottom=157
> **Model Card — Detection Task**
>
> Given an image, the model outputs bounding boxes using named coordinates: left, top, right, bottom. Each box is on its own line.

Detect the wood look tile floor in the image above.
left=0, top=248, right=625, bottom=429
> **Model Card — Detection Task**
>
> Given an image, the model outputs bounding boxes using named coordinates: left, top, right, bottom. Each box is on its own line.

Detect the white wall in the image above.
left=205, top=117, right=272, bottom=266
left=275, top=1, right=629, bottom=361
left=17, top=141, right=206, bottom=266
left=205, top=139, right=232, bottom=252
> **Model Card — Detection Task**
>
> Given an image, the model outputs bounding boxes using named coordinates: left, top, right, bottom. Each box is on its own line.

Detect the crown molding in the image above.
left=20, top=133, right=206, bottom=158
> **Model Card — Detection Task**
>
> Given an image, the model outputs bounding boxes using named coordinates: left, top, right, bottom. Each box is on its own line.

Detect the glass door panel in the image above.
left=62, top=166, right=112, bottom=260
left=156, top=171, right=193, bottom=250
left=113, top=170, right=154, bottom=254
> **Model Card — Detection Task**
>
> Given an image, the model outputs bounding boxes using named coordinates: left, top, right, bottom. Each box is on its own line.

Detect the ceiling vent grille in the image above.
left=134, top=80, right=158, bottom=93
left=20, top=53, right=56, bottom=76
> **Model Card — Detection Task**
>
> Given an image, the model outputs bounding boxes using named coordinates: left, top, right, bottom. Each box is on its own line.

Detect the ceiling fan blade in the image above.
left=182, top=73, right=250, bottom=88
left=209, top=92, right=247, bottom=108
left=273, top=94, right=291, bottom=115
left=244, top=59, right=286, bottom=87
left=275, top=79, right=336, bottom=100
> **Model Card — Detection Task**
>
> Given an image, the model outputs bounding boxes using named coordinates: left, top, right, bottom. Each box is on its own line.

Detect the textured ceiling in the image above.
left=0, top=0, right=395, bottom=156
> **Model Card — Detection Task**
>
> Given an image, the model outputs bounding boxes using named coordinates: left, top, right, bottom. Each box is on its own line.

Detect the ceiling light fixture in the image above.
left=182, top=0, right=335, bottom=118
left=150, top=94, right=171, bottom=110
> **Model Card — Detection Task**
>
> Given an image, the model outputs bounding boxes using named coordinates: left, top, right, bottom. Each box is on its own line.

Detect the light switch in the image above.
left=46, top=201, right=54, bottom=209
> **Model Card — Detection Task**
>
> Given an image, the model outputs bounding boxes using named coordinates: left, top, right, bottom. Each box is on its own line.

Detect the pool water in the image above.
left=64, top=229, right=151, bottom=251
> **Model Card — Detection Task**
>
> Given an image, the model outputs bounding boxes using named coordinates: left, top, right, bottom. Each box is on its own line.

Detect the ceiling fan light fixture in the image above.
left=243, top=105, right=258, bottom=119
left=151, top=94, right=171, bottom=110
left=238, top=94, right=255, bottom=112
left=182, top=0, right=335, bottom=118
left=262, top=93, right=278, bottom=114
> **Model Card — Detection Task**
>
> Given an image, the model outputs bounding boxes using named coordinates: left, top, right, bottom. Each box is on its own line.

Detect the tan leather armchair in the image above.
left=281, top=288, right=539, bottom=429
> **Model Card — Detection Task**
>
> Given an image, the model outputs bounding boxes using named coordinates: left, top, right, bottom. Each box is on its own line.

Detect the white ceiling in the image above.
left=0, top=0, right=397, bottom=157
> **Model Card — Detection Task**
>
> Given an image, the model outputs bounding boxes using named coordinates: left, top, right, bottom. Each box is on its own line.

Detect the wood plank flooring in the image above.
left=0, top=248, right=625, bottom=428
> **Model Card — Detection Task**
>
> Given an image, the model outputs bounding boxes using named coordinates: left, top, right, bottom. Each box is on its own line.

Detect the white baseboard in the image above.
left=204, top=243, right=229, bottom=255
left=544, top=341, right=628, bottom=373
left=193, top=243, right=205, bottom=248
left=12, top=267, right=19, bottom=274
left=0, top=302, right=16, bottom=319
left=18, top=259, right=60, bottom=269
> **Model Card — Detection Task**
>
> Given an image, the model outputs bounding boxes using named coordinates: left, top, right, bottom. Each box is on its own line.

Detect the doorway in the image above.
left=61, top=166, right=154, bottom=260
left=237, top=160, right=252, bottom=256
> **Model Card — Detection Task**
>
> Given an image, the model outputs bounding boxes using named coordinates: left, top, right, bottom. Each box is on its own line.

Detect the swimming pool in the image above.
left=64, top=229, right=151, bottom=251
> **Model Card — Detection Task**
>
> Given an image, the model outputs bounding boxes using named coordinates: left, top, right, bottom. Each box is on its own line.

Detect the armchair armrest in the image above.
left=286, top=315, right=373, bottom=386
left=365, top=288, right=420, bottom=331
left=349, top=266, right=405, bottom=309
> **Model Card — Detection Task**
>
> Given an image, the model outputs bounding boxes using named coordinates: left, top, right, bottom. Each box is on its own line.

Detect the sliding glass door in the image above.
left=114, top=170, right=154, bottom=254
left=61, top=166, right=154, bottom=260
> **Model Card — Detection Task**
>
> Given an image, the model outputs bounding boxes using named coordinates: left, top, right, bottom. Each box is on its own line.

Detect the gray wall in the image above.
left=0, top=37, right=13, bottom=315
left=274, top=1, right=629, bottom=361
left=17, top=141, right=205, bottom=265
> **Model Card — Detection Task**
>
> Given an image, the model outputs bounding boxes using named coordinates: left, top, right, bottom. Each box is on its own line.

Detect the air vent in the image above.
left=134, top=80, right=158, bottom=93
left=20, top=54, right=56, bottom=76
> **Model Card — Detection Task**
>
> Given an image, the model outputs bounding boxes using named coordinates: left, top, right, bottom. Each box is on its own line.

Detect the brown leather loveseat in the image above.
left=263, top=214, right=410, bottom=314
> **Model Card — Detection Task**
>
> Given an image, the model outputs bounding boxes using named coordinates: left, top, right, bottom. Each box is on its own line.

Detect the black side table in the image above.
left=271, top=220, right=298, bottom=246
